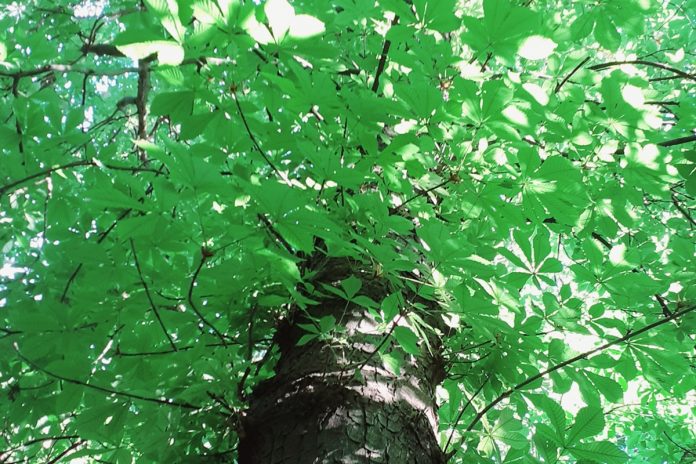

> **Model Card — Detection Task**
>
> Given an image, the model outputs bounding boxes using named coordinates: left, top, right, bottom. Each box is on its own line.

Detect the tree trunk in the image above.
left=238, top=263, right=446, bottom=464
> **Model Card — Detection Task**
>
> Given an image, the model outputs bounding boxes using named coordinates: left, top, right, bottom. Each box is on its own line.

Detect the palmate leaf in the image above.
left=1, top=0, right=696, bottom=463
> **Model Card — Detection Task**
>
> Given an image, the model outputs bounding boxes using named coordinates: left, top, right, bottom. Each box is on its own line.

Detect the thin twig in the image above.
left=391, top=178, right=452, bottom=213
left=654, top=293, right=673, bottom=317
left=232, top=90, right=286, bottom=181
left=588, top=60, right=696, bottom=82
left=60, top=264, right=83, bottom=304
left=671, top=194, right=696, bottom=227
left=460, top=304, right=696, bottom=437
left=15, top=346, right=203, bottom=410
left=0, top=435, right=79, bottom=460
left=115, top=340, right=247, bottom=357
left=45, top=440, right=84, bottom=464
left=591, top=232, right=612, bottom=249
left=663, top=431, right=695, bottom=456
left=371, top=16, right=399, bottom=93
left=0, top=160, right=160, bottom=197
left=0, top=63, right=140, bottom=79
left=187, top=254, right=228, bottom=346
left=258, top=214, right=294, bottom=255
left=609, top=133, right=696, bottom=156
left=444, top=373, right=491, bottom=455
left=129, top=239, right=177, bottom=351
left=347, top=314, right=403, bottom=374
left=555, top=56, right=590, bottom=93
left=207, top=391, right=237, bottom=416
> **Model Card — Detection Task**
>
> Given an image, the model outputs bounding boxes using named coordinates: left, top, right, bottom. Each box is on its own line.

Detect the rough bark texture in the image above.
left=238, top=261, right=446, bottom=464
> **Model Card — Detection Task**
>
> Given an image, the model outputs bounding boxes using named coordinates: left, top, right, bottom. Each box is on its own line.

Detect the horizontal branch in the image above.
left=81, top=43, right=125, bottom=57
left=15, top=346, right=203, bottom=410
left=462, top=304, right=696, bottom=434
left=0, top=435, right=79, bottom=460
left=1, top=54, right=231, bottom=81
left=658, top=133, right=696, bottom=148
left=115, top=341, right=244, bottom=357
left=0, top=160, right=160, bottom=197
left=391, top=177, right=452, bottom=213
left=0, top=63, right=139, bottom=79
left=612, top=132, right=696, bottom=155
left=589, top=60, right=696, bottom=82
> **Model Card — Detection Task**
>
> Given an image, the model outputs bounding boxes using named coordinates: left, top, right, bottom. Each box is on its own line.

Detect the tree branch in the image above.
left=612, top=132, right=696, bottom=156
left=115, top=340, right=245, bottom=357
left=0, top=435, right=79, bottom=461
left=188, top=253, right=228, bottom=346
left=0, top=63, right=139, bottom=79
left=45, top=440, right=84, bottom=464
left=0, top=160, right=160, bottom=197
left=371, top=16, right=399, bottom=93
left=659, top=133, right=696, bottom=148
left=391, top=177, right=452, bottom=213
left=462, top=304, right=696, bottom=434
left=129, top=239, right=177, bottom=351
left=14, top=346, right=203, bottom=410
left=663, top=431, right=695, bottom=456
left=555, top=56, right=590, bottom=93
left=589, top=60, right=696, bottom=82
left=258, top=213, right=295, bottom=255
left=672, top=194, right=696, bottom=227
left=80, top=43, right=125, bottom=57
left=444, top=373, right=491, bottom=455
left=232, top=90, right=287, bottom=182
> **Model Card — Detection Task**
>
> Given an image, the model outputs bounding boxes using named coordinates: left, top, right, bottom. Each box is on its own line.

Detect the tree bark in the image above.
left=238, top=262, right=446, bottom=464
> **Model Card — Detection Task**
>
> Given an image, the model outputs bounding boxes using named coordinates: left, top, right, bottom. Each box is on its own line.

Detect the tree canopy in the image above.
left=1, top=0, right=695, bottom=462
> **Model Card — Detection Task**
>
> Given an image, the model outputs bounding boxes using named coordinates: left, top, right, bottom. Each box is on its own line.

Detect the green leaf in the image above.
left=567, top=406, right=606, bottom=444
left=568, top=441, right=629, bottom=464
left=150, top=91, right=195, bottom=118
left=484, top=410, right=528, bottom=450
left=413, top=0, right=459, bottom=32
left=341, top=276, right=362, bottom=300
left=586, top=372, right=623, bottom=403
left=594, top=15, right=621, bottom=51
left=381, top=352, right=402, bottom=375
left=381, top=292, right=401, bottom=322
left=297, top=334, right=319, bottom=346
left=528, top=395, right=566, bottom=440
left=538, top=258, right=563, bottom=273
left=393, top=326, right=420, bottom=355
left=318, top=315, right=336, bottom=333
